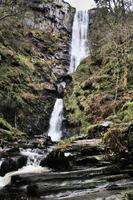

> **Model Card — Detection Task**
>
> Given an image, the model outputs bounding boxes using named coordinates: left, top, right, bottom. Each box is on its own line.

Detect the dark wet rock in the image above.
left=0, top=156, right=27, bottom=176
left=0, top=147, right=20, bottom=158
left=27, top=184, right=39, bottom=197
left=126, top=124, right=133, bottom=154
left=41, top=139, right=105, bottom=170
left=0, top=158, right=17, bottom=176
left=106, top=184, right=119, bottom=190
left=75, top=155, right=99, bottom=166
left=57, top=84, right=64, bottom=98
left=40, top=151, right=72, bottom=170
left=17, top=156, right=27, bottom=169
left=44, top=136, right=54, bottom=147
left=5, top=147, right=20, bottom=154
left=59, top=74, right=73, bottom=84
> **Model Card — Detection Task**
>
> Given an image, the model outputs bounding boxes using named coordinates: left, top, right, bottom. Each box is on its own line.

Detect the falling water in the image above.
left=69, top=10, right=89, bottom=73
left=48, top=7, right=89, bottom=142
left=48, top=99, right=64, bottom=142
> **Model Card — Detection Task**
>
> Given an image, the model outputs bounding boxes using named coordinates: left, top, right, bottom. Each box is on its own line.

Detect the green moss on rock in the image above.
left=0, top=16, right=69, bottom=137
left=0, top=117, right=26, bottom=146
left=119, top=101, right=133, bottom=122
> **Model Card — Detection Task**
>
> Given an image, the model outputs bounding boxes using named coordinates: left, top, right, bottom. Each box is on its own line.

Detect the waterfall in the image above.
left=48, top=7, right=89, bottom=142
left=69, top=10, right=89, bottom=73
left=48, top=99, right=64, bottom=142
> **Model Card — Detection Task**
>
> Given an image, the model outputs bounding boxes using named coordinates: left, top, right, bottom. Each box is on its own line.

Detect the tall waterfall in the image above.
left=48, top=99, right=64, bottom=142
left=69, top=10, right=89, bottom=73
left=48, top=8, right=89, bottom=142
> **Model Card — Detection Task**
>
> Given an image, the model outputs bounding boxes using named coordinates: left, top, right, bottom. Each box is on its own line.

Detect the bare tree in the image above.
left=95, top=0, right=133, bottom=22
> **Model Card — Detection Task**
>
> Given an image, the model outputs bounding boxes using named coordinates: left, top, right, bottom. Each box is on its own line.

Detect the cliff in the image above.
left=0, top=0, right=75, bottom=141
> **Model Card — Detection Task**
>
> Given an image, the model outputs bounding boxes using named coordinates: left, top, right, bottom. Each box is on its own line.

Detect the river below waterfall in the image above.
left=0, top=141, right=133, bottom=200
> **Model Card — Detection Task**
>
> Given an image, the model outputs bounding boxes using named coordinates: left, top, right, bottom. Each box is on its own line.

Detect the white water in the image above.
left=0, top=166, right=49, bottom=188
left=69, top=10, right=89, bottom=73
left=48, top=4, right=90, bottom=142
left=0, top=149, right=50, bottom=189
left=20, top=148, right=44, bottom=166
left=48, top=99, right=64, bottom=142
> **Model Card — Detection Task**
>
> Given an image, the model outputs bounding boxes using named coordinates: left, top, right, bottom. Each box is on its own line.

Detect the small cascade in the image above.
left=69, top=10, right=89, bottom=73
left=0, top=149, right=49, bottom=189
left=20, top=148, right=44, bottom=166
left=48, top=99, right=64, bottom=142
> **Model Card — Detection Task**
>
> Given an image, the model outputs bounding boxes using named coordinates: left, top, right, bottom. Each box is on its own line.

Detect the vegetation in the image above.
left=0, top=117, right=26, bottom=146
left=64, top=0, right=133, bottom=158
left=0, top=0, right=69, bottom=140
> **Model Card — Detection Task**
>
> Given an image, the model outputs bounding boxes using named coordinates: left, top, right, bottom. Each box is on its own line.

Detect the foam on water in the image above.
left=0, top=149, right=49, bottom=189
left=0, top=165, right=49, bottom=188
left=48, top=99, right=64, bottom=142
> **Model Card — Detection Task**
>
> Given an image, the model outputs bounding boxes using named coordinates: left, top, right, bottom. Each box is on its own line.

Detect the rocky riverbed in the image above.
left=0, top=129, right=133, bottom=200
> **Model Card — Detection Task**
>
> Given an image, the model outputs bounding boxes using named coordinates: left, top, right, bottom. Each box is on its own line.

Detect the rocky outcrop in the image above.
left=25, top=0, right=75, bottom=75
left=1, top=137, right=133, bottom=200
left=26, top=0, right=75, bottom=34
left=0, top=156, right=27, bottom=176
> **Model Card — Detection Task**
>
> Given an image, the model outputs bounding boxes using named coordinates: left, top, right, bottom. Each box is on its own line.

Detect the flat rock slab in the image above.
left=73, top=139, right=102, bottom=147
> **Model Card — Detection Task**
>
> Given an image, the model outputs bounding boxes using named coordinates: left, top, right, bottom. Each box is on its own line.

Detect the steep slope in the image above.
left=0, top=0, right=75, bottom=139
left=65, top=9, right=133, bottom=139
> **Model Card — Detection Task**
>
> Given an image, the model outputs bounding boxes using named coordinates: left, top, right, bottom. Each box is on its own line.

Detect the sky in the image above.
left=64, top=0, right=97, bottom=10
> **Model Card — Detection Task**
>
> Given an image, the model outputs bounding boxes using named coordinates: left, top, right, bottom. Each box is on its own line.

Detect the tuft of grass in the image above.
left=119, top=101, right=133, bottom=122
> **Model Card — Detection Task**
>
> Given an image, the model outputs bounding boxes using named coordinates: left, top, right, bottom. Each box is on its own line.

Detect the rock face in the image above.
left=27, top=0, right=75, bottom=34
left=0, top=156, right=27, bottom=176
left=25, top=0, right=75, bottom=75
left=0, top=0, right=75, bottom=138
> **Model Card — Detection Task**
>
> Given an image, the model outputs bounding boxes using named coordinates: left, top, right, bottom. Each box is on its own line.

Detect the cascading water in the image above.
left=0, top=149, right=49, bottom=188
left=48, top=99, right=64, bottom=142
left=48, top=6, right=89, bottom=142
left=69, top=10, right=89, bottom=73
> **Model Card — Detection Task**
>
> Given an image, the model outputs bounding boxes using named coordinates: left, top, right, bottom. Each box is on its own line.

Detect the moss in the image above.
left=0, top=19, right=62, bottom=137
left=65, top=45, right=133, bottom=135
left=16, top=54, right=34, bottom=70
left=119, top=101, right=133, bottom=122
left=0, top=117, right=12, bottom=131
left=124, top=192, right=133, bottom=200
left=0, top=117, right=26, bottom=146
left=56, top=124, right=100, bottom=150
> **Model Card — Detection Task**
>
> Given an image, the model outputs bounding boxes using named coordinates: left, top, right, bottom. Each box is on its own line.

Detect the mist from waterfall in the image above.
left=69, top=10, right=89, bottom=73
left=48, top=99, right=64, bottom=142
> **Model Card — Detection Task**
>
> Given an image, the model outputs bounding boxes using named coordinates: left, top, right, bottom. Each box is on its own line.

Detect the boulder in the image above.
left=0, top=158, right=17, bottom=176
left=0, top=156, right=27, bottom=176
left=40, top=151, right=72, bottom=170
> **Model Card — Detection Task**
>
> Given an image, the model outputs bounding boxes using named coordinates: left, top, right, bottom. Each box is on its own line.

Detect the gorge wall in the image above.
left=0, top=0, right=75, bottom=139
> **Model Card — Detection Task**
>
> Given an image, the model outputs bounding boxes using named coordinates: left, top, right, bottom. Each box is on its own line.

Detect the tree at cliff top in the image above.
left=91, top=0, right=133, bottom=90
left=94, top=0, right=132, bottom=22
